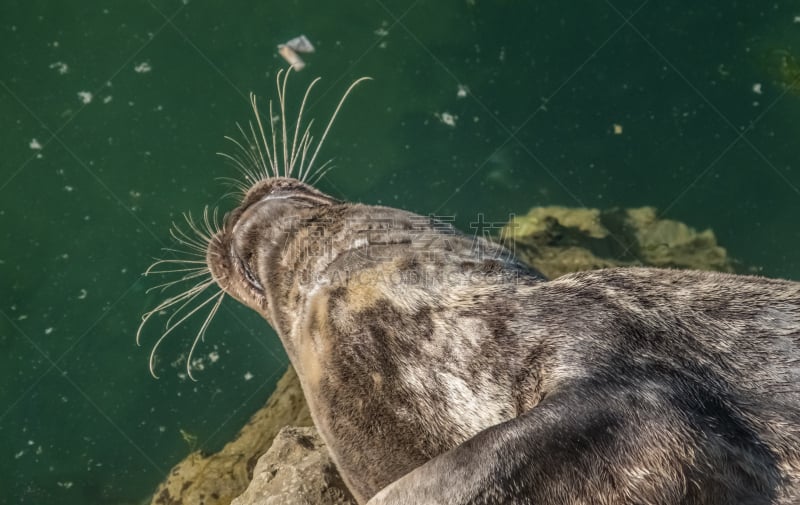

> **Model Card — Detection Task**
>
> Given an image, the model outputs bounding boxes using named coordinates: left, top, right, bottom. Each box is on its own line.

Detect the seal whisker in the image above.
left=183, top=212, right=214, bottom=246
left=309, top=160, right=336, bottom=185
left=160, top=245, right=206, bottom=258
left=288, top=76, right=322, bottom=177
left=136, top=278, right=214, bottom=346
left=220, top=131, right=262, bottom=185
left=297, top=127, right=315, bottom=182
left=216, top=176, right=251, bottom=197
left=185, top=291, right=225, bottom=381
left=170, top=223, right=210, bottom=253
left=148, top=269, right=212, bottom=293
left=145, top=265, right=207, bottom=274
left=247, top=117, right=274, bottom=181
left=147, top=288, right=224, bottom=379
left=276, top=68, right=291, bottom=178
left=304, top=76, right=372, bottom=178
left=240, top=70, right=370, bottom=183
left=144, top=259, right=208, bottom=275
left=143, top=277, right=212, bottom=302
left=202, top=206, right=221, bottom=238
left=163, top=277, right=215, bottom=330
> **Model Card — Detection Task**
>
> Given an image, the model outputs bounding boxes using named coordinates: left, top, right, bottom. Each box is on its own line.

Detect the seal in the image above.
left=141, top=70, right=800, bottom=504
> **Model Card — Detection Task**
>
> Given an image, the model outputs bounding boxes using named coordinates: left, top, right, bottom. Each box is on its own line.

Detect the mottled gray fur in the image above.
left=207, top=177, right=800, bottom=505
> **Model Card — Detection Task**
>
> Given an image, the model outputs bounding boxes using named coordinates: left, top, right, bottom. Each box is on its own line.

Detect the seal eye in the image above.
left=231, top=246, right=264, bottom=293
left=242, top=261, right=265, bottom=293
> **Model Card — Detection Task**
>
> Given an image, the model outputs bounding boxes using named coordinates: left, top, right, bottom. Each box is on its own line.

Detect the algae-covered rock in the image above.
left=502, top=205, right=731, bottom=279
left=231, top=426, right=356, bottom=505
left=149, top=367, right=312, bottom=505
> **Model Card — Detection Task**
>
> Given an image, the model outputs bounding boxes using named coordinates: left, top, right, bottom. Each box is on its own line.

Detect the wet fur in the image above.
left=208, top=177, right=800, bottom=505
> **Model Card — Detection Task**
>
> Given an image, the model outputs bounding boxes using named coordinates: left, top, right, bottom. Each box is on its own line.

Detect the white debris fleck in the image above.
left=158, top=425, right=166, bottom=433
left=208, top=351, right=220, bottom=363
left=375, top=27, right=389, bottom=37
left=102, top=95, right=112, bottom=104
left=14, top=450, right=24, bottom=459
left=77, top=289, right=87, bottom=300
left=794, top=15, right=800, bottom=23
left=456, top=84, right=469, bottom=99
left=27, top=440, right=34, bottom=445
left=29, top=138, right=43, bottom=150
left=436, top=112, right=457, bottom=127
left=613, top=123, right=623, bottom=135
left=134, top=61, right=152, bottom=73
left=57, top=481, right=73, bottom=489
left=64, top=185, right=74, bottom=192
left=244, top=371, right=254, bottom=381
left=77, top=91, right=93, bottom=104
left=18, top=314, right=28, bottom=321
left=752, top=83, right=762, bottom=94
left=278, top=45, right=305, bottom=71
left=45, top=327, right=54, bottom=335
left=49, top=61, right=69, bottom=74
left=284, top=35, right=315, bottom=53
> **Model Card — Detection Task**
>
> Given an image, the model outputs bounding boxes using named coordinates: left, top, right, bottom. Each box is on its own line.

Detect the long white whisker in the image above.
left=297, top=125, right=315, bottom=182
left=161, top=246, right=206, bottom=257
left=277, top=68, right=291, bottom=178
left=310, top=162, right=337, bottom=185
left=227, top=128, right=262, bottom=182
left=146, top=265, right=207, bottom=274
left=148, top=270, right=212, bottom=293
left=164, top=278, right=214, bottom=330
left=136, top=279, right=214, bottom=346
left=144, top=259, right=207, bottom=275
left=248, top=119, right=271, bottom=181
left=172, top=221, right=211, bottom=249
left=289, top=77, right=321, bottom=177
left=305, top=76, right=372, bottom=176
left=147, top=289, right=222, bottom=379
left=186, top=292, right=225, bottom=381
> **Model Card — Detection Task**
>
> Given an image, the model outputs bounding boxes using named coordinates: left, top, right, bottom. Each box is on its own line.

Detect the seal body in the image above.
left=207, top=177, right=800, bottom=504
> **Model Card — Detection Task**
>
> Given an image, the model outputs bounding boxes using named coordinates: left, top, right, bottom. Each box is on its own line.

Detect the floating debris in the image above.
left=134, top=61, right=152, bottom=73
left=457, top=84, right=469, bottom=99
left=613, top=123, right=623, bottom=135
left=278, top=35, right=315, bottom=71
left=49, top=61, right=69, bottom=74
left=436, top=111, right=457, bottom=127
left=752, top=82, right=763, bottom=94
left=77, top=91, right=93, bottom=104
left=285, top=35, right=315, bottom=53
left=29, top=138, right=42, bottom=150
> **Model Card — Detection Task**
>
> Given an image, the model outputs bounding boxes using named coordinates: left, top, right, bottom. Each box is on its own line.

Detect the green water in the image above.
left=2, top=1, right=799, bottom=503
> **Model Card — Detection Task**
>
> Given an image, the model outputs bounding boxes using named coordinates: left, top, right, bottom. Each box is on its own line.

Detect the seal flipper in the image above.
left=367, top=380, right=782, bottom=505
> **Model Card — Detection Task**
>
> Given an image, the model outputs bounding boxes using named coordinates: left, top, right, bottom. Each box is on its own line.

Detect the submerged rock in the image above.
left=501, top=205, right=731, bottom=279
left=148, top=204, right=733, bottom=505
